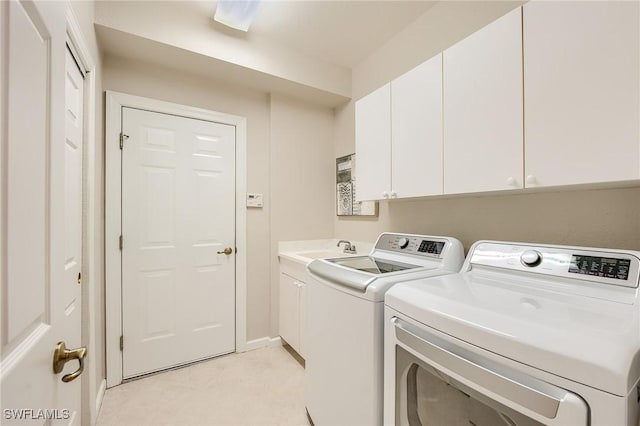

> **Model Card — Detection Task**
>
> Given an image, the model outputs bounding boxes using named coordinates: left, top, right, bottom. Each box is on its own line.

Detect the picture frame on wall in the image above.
left=336, top=154, right=378, bottom=216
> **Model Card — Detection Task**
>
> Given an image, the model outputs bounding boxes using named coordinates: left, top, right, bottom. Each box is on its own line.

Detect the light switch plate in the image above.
left=246, top=193, right=263, bottom=208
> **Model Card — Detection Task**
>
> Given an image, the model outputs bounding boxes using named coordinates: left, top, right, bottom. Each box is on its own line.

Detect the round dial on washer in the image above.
left=520, top=250, right=542, bottom=267
left=398, top=238, right=410, bottom=249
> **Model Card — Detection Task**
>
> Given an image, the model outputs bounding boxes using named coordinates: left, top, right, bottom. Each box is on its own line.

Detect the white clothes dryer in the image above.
left=385, top=240, right=640, bottom=426
left=305, top=233, right=464, bottom=425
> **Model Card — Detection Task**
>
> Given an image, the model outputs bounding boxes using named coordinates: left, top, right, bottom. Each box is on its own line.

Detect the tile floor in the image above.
left=97, top=346, right=309, bottom=426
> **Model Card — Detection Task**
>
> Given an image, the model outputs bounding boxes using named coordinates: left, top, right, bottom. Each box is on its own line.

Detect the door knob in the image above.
left=52, top=341, right=87, bottom=383
left=217, top=247, right=233, bottom=255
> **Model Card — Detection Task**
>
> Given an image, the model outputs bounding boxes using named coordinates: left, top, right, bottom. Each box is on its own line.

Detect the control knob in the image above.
left=398, top=238, right=410, bottom=249
left=520, top=250, right=542, bottom=267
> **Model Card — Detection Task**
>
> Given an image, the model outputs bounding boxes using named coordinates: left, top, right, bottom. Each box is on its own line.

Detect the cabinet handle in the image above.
left=506, top=177, right=518, bottom=187
left=525, top=175, right=538, bottom=186
left=382, top=191, right=389, bottom=199
left=390, top=191, right=397, bottom=199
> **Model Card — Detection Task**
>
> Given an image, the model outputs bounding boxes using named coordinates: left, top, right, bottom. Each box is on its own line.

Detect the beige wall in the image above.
left=103, top=58, right=335, bottom=343
left=335, top=1, right=640, bottom=253
left=269, top=94, right=335, bottom=335
left=335, top=187, right=640, bottom=252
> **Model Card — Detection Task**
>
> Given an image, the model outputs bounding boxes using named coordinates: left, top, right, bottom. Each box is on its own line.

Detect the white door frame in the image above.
left=65, top=7, right=102, bottom=425
left=105, top=91, right=248, bottom=388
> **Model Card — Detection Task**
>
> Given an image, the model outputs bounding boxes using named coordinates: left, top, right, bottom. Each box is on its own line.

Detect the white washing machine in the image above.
left=305, top=233, right=464, bottom=425
left=385, top=240, right=640, bottom=426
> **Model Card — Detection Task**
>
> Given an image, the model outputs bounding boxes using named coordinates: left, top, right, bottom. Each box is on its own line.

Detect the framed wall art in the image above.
left=336, top=154, right=378, bottom=216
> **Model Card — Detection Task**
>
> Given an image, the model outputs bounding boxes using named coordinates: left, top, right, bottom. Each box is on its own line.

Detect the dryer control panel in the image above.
left=470, top=242, right=640, bottom=288
left=375, top=233, right=448, bottom=258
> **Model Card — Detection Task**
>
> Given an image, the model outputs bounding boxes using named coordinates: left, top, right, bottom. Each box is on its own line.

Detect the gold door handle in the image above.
left=217, top=247, right=233, bottom=255
left=52, top=341, right=87, bottom=383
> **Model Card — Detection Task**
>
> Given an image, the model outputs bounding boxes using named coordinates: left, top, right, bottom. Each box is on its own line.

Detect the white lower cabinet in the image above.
left=279, top=271, right=306, bottom=358
left=298, top=282, right=306, bottom=357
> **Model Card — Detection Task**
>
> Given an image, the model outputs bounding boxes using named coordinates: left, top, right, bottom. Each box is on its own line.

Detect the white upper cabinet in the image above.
left=356, top=54, right=443, bottom=201
left=392, top=53, right=443, bottom=198
left=443, top=7, right=523, bottom=194
left=355, top=83, right=391, bottom=201
left=355, top=3, right=638, bottom=200
left=523, top=1, right=640, bottom=188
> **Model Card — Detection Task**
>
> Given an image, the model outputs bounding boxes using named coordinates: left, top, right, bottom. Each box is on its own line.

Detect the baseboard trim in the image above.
left=95, top=379, right=106, bottom=418
left=243, top=336, right=283, bottom=352
left=268, top=336, right=283, bottom=347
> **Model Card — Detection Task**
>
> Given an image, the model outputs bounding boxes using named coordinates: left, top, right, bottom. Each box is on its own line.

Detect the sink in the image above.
left=297, top=250, right=355, bottom=260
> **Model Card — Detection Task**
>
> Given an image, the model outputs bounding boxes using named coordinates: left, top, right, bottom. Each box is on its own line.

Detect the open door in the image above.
left=1, top=1, right=85, bottom=424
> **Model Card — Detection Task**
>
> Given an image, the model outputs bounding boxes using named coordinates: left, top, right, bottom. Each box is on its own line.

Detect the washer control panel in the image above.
left=375, top=233, right=447, bottom=258
left=471, top=242, right=640, bottom=288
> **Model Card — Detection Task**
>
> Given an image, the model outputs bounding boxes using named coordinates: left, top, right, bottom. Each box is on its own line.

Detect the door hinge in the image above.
left=119, top=133, right=129, bottom=150
left=120, top=335, right=124, bottom=351
left=119, top=235, right=123, bottom=250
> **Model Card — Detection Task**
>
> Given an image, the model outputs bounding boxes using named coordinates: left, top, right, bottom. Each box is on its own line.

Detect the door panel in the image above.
left=60, top=46, right=84, bottom=425
left=5, top=0, right=49, bottom=345
left=355, top=83, right=391, bottom=201
left=523, top=1, right=640, bottom=187
left=298, top=282, right=306, bottom=358
left=443, top=7, right=523, bottom=194
left=391, top=53, right=443, bottom=198
left=279, top=273, right=300, bottom=351
left=122, top=108, right=236, bottom=378
left=142, top=270, right=176, bottom=339
left=64, top=46, right=83, bottom=332
left=2, top=2, right=83, bottom=425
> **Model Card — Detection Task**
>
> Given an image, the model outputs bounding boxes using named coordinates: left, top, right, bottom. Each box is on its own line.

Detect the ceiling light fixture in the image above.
left=214, top=0, right=260, bottom=32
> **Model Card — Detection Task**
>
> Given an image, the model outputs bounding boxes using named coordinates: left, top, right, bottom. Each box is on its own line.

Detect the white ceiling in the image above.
left=191, top=0, right=438, bottom=68
left=96, top=0, right=440, bottom=106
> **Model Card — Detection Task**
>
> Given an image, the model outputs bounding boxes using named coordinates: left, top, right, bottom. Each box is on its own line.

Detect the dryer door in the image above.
left=390, top=317, right=589, bottom=426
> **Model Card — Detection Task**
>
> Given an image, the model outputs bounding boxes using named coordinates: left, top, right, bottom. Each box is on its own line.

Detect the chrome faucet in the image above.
left=337, top=240, right=357, bottom=254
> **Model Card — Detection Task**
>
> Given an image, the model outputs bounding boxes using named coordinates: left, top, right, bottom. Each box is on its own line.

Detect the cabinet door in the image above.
left=355, top=83, right=391, bottom=201
left=278, top=273, right=300, bottom=352
left=392, top=53, right=443, bottom=198
left=298, top=282, right=306, bottom=359
left=523, top=1, right=640, bottom=187
left=443, top=7, right=523, bottom=194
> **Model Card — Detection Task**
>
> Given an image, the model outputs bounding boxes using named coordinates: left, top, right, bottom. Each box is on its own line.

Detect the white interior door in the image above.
left=1, top=1, right=84, bottom=424
left=121, top=107, right=236, bottom=379
left=61, top=45, right=85, bottom=424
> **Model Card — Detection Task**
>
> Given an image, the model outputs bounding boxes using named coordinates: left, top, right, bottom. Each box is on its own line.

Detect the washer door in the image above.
left=392, top=318, right=589, bottom=426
